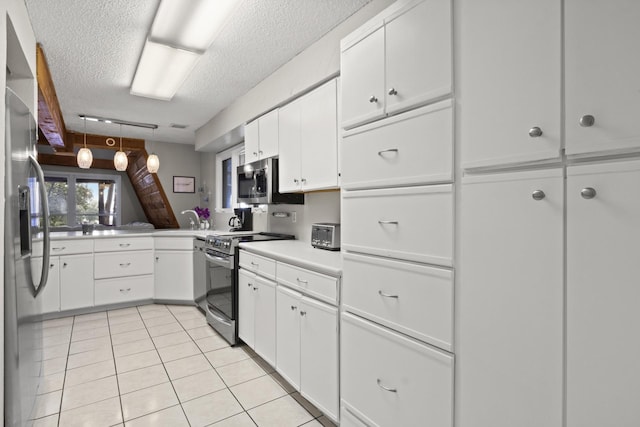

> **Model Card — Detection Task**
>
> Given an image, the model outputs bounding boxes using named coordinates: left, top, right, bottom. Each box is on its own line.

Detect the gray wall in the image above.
left=41, top=165, right=148, bottom=225
left=149, top=140, right=204, bottom=229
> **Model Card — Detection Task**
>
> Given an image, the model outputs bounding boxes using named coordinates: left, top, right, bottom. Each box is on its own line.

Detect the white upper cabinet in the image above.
left=341, top=0, right=452, bottom=130
left=565, top=1, right=640, bottom=156
left=458, top=0, right=561, bottom=169
left=279, top=79, right=339, bottom=193
left=244, top=109, right=279, bottom=163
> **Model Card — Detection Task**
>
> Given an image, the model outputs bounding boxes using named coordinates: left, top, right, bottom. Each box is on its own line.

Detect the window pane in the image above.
left=45, top=177, right=68, bottom=226
left=222, top=157, right=233, bottom=209
left=77, top=178, right=117, bottom=226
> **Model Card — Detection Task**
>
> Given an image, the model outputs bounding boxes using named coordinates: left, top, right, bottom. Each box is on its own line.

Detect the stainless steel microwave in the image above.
left=237, top=158, right=304, bottom=205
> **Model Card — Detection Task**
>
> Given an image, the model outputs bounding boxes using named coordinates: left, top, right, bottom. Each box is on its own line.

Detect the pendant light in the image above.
left=146, top=128, right=160, bottom=173
left=113, top=124, right=128, bottom=171
left=77, top=117, right=93, bottom=169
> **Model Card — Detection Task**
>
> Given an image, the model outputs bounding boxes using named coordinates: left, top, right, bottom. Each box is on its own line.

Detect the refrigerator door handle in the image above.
left=29, top=154, right=50, bottom=297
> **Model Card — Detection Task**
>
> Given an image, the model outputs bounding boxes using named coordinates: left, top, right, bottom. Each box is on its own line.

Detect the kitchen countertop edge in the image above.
left=239, top=240, right=342, bottom=277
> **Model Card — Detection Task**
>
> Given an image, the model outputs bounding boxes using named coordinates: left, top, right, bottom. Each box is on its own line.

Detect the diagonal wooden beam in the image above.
left=36, top=44, right=73, bottom=153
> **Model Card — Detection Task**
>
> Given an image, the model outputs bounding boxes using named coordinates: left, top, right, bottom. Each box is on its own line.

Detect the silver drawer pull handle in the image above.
left=119, top=288, right=131, bottom=293
left=119, top=243, right=131, bottom=247
left=377, top=148, right=398, bottom=156
left=378, top=220, right=399, bottom=225
left=296, top=278, right=308, bottom=285
left=531, top=190, right=546, bottom=201
left=250, top=262, right=259, bottom=267
left=377, top=379, right=397, bottom=393
left=581, top=187, right=596, bottom=199
left=291, top=305, right=297, bottom=311
left=52, top=247, right=65, bottom=251
left=378, top=290, right=399, bottom=299
left=119, top=263, right=131, bottom=268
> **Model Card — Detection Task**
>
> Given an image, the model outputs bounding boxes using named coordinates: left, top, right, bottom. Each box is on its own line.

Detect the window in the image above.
left=44, top=172, right=122, bottom=228
left=215, top=144, right=244, bottom=212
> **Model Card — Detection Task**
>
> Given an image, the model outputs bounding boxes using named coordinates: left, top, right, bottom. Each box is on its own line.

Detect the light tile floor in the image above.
left=32, top=304, right=336, bottom=427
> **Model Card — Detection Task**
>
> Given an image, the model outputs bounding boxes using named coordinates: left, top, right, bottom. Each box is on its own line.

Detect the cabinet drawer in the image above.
left=39, top=239, right=93, bottom=256
left=343, top=252, right=453, bottom=351
left=94, top=251, right=154, bottom=279
left=154, top=237, right=194, bottom=250
left=342, top=100, right=453, bottom=190
left=277, top=262, right=338, bottom=305
left=94, top=237, right=153, bottom=252
left=239, top=251, right=276, bottom=280
left=94, top=275, right=153, bottom=306
left=342, top=185, right=453, bottom=266
left=341, top=313, right=453, bottom=427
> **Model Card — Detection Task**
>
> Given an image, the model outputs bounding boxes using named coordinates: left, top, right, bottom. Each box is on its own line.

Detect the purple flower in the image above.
left=194, top=206, right=210, bottom=220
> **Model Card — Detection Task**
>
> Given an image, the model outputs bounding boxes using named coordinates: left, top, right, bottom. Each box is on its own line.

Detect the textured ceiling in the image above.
left=24, top=0, right=370, bottom=145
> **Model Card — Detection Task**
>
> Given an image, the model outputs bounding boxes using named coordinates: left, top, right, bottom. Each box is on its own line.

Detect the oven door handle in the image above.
left=207, top=306, right=233, bottom=327
left=205, top=252, right=231, bottom=268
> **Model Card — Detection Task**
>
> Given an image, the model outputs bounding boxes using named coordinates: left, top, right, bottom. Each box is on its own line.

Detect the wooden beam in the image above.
left=66, top=131, right=146, bottom=151
left=36, top=44, right=72, bottom=153
left=37, top=153, right=118, bottom=170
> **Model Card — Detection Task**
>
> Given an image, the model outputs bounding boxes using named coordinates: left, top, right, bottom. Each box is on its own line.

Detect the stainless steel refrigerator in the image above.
left=4, top=88, right=51, bottom=426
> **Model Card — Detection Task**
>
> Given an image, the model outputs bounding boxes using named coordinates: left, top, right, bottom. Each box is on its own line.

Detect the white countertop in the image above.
left=239, top=240, right=342, bottom=277
left=45, top=229, right=232, bottom=240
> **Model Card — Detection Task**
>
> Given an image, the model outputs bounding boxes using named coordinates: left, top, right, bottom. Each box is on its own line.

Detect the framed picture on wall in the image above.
left=173, top=176, right=195, bottom=193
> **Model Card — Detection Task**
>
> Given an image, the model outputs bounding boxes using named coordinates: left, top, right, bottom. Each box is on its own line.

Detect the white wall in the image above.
left=149, top=140, right=204, bottom=228
left=195, top=0, right=395, bottom=152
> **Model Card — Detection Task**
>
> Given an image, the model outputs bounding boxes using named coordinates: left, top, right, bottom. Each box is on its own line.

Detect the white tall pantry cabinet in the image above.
left=340, top=0, right=454, bottom=425
left=457, top=1, right=640, bottom=427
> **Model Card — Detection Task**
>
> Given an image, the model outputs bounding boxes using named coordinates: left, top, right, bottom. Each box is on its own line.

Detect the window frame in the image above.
left=44, top=171, right=122, bottom=228
left=215, top=144, right=244, bottom=213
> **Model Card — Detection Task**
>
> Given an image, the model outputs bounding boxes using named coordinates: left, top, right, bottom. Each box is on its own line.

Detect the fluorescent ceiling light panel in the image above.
left=130, top=40, right=201, bottom=100
left=151, top=0, right=242, bottom=51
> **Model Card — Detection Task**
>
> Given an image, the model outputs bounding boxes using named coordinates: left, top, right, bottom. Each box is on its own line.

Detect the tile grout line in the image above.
left=105, top=309, right=126, bottom=426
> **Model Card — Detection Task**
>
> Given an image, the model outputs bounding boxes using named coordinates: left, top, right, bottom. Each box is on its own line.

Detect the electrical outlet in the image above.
left=292, top=212, right=297, bottom=223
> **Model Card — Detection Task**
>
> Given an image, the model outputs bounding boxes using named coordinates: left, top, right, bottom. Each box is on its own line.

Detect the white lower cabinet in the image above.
left=154, top=250, right=194, bottom=302
left=31, top=257, right=60, bottom=314
left=59, top=254, right=94, bottom=311
left=459, top=169, right=563, bottom=427
left=341, top=313, right=453, bottom=427
left=276, top=285, right=339, bottom=423
left=238, top=268, right=277, bottom=366
left=566, top=159, right=640, bottom=426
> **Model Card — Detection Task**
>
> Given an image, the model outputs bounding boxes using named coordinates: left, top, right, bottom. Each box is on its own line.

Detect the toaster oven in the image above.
left=311, top=223, right=341, bottom=251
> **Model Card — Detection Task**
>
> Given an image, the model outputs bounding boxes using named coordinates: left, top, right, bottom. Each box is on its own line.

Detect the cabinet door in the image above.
left=60, top=254, right=94, bottom=311
left=32, top=257, right=60, bottom=314
left=238, top=269, right=256, bottom=348
left=566, top=160, right=640, bottom=427
left=565, top=1, right=640, bottom=156
left=459, top=169, right=563, bottom=427
left=300, top=297, right=338, bottom=421
left=276, top=286, right=301, bottom=389
left=244, top=120, right=260, bottom=163
left=278, top=98, right=302, bottom=193
left=300, top=79, right=338, bottom=191
left=154, top=251, right=194, bottom=301
left=341, top=25, right=385, bottom=129
left=253, top=276, right=276, bottom=366
left=258, top=109, right=279, bottom=159
left=385, top=0, right=452, bottom=116
left=458, top=0, right=561, bottom=168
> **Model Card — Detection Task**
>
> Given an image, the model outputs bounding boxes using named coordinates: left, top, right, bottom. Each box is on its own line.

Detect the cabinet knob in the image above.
left=247, top=283, right=252, bottom=287
left=253, top=286, right=258, bottom=291
left=388, top=88, right=397, bottom=96
left=579, top=115, right=595, bottom=127
left=253, top=151, right=258, bottom=156
left=532, top=190, right=546, bottom=201
left=528, top=127, right=543, bottom=138
left=293, top=179, right=298, bottom=183
left=301, top=178, right=306, bottom=183
left=63, top=262, right=67, bottom=268
left=300, top=311, right=307, bottom=316
left=581, top=187, right=596, bottom=199
left=290, top=305, right=297, bottom=311
left=155, top=256, right=159, bottom=262
left=369, top=95, right=378, bottom=104
left=49, top=264, right=55, bottom=269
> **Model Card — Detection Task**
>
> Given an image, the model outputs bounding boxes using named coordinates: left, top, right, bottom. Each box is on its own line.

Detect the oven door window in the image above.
left=206, top=259, right=234, bottom=319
